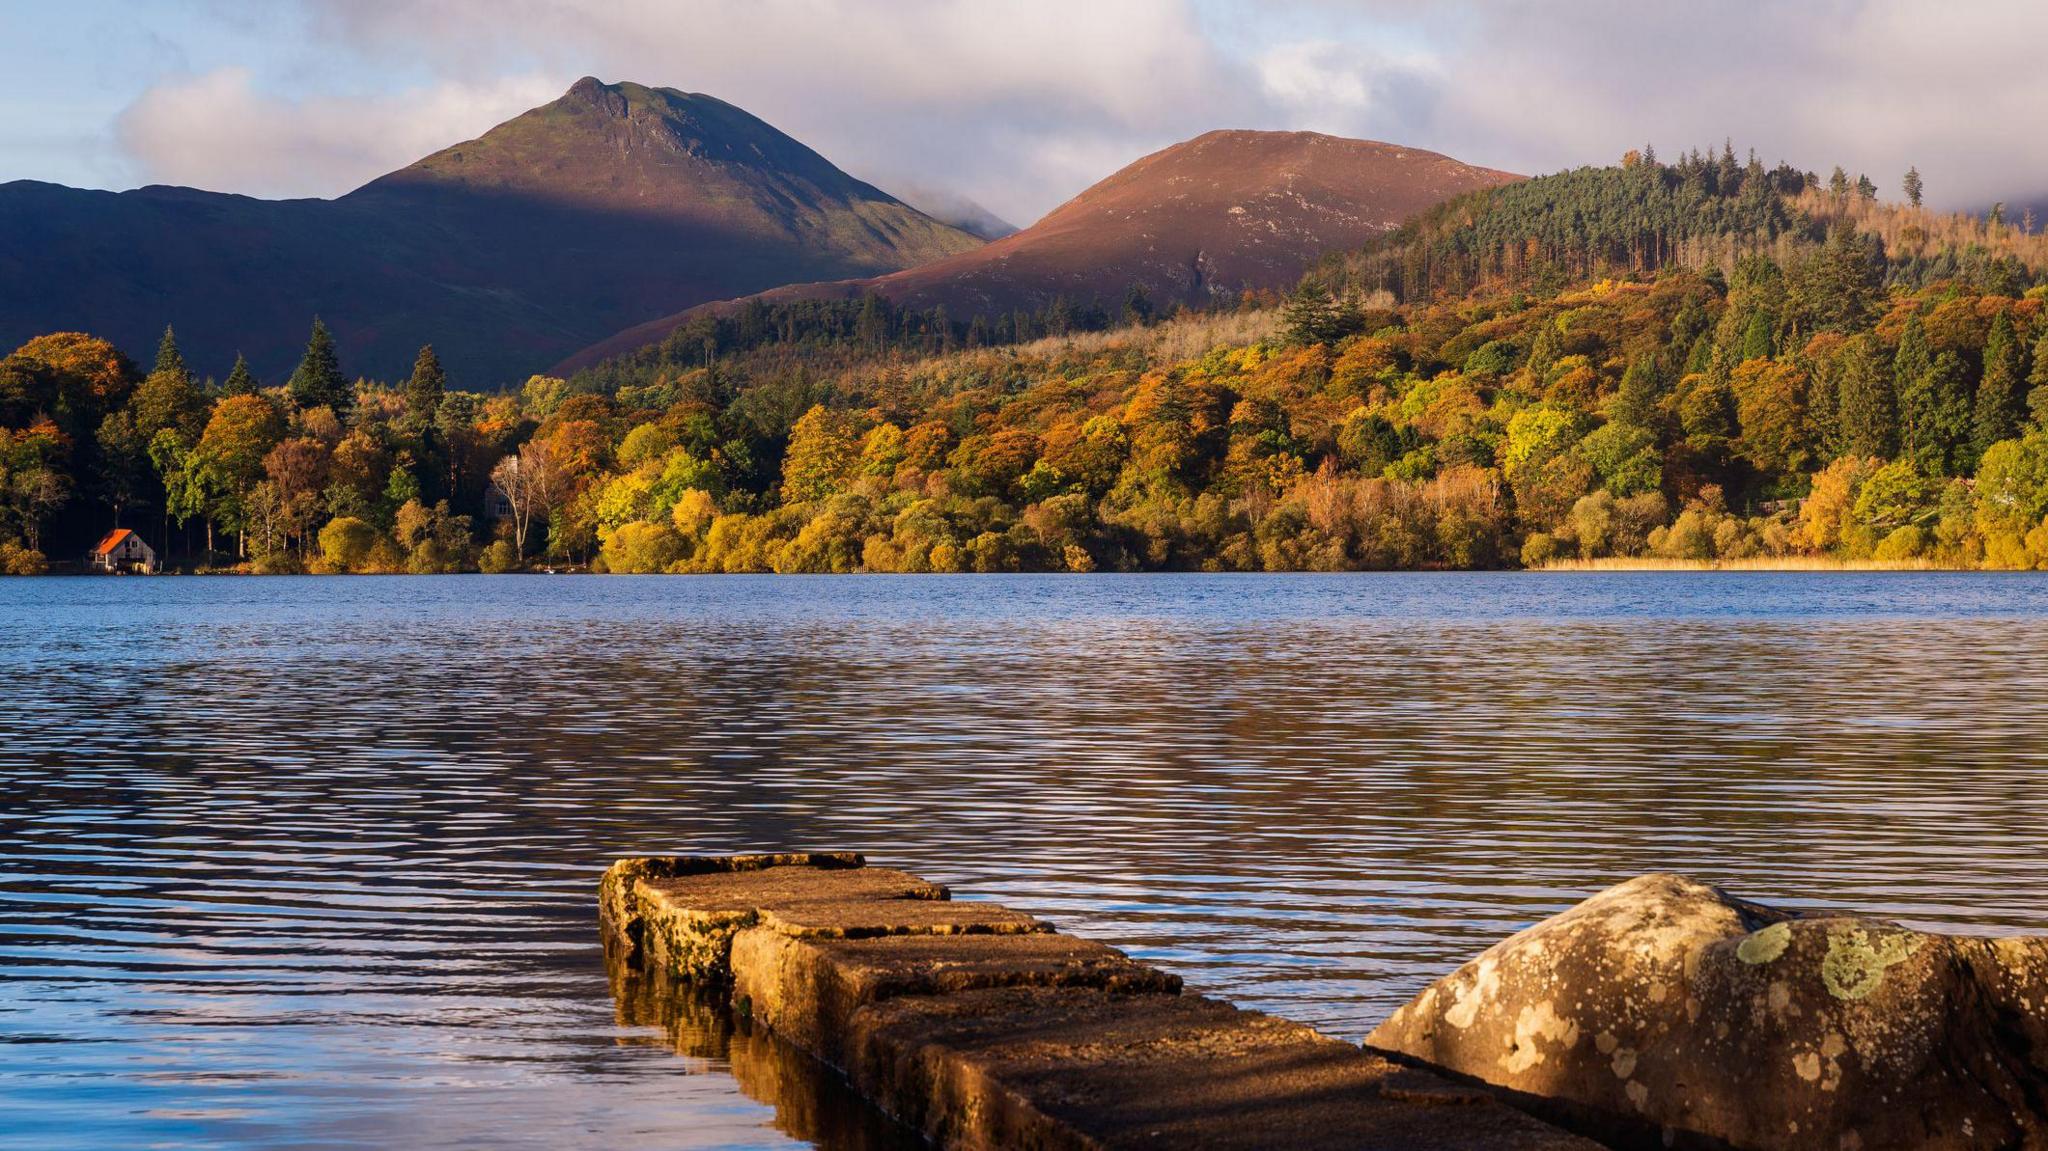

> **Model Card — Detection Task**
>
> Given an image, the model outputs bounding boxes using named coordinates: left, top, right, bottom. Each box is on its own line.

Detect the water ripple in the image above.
left=4, top=572, right=2048, bottom=1148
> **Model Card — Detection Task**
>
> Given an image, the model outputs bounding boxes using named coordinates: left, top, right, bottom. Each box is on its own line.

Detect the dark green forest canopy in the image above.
left=1313, top=149, right=2042, bottom=304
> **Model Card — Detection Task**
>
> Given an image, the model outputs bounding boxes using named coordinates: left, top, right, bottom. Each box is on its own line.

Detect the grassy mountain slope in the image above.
left=0, top=79, right=979, bottom=386
left=560, top=130, right=1517, bottom=371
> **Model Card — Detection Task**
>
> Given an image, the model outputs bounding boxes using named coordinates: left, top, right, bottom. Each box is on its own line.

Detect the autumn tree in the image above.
left=263, top=437, right=331, bottom=557
left=193, top=394, right=285, bottom=557
left=131, top=326, right=205, bottom=442
left=0, top=420, right=71, bottom=554
left=780, top=404, right=860, bottom=504
left=490, top=438, right=566, bottom=561
left=1730, top=356, right=1810, bottom=480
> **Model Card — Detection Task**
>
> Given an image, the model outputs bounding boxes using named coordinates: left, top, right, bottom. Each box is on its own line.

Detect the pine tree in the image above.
left=1971, top=311, right=2025, bottom=461
left=1902, top=166, right=1923, bottom=208
left=1893, top=314, right=1930, bottom=397
left=2028, top=329, right=2048, bottom=427
left=1808, top=353, right=1841, bottom=457
left=287, top=318, right=350, bottom=413
left=1899, top=347, right=1970, bottom=475
left=1685, top=333, right=1714, bottom=375
left=221, top=354, right=258, bottom=397
left=404, top=344, right=446, bottom=427
left=1837, top=334, right=1896, bottom=458
left=1281, top=281, right=1342, bottom=345
left=152, top=325, right=187, bottom=379
left=1716, top=140, right=1740, bottom=195
left=132, top=326, right=202, bottom=441
left=1611, top=358, right=1661, bottom=428
left=1739, top=311, right=1774, bottom=362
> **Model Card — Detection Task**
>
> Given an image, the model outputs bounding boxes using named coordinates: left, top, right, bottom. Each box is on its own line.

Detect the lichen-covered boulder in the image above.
left=1367, top=874, right=2048, bottom=1151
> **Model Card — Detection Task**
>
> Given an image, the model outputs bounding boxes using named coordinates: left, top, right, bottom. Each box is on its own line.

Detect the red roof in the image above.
left=91, top=528, right=135, bottom=556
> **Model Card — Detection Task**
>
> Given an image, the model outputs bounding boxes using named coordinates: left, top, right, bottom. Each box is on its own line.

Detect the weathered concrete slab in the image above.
left=599, top=852, right=868, bottom=957
left=601, top=853, right=1599, bottom=1150
left=602, top=853, right=968, bottom=980
left=844, top=985, right=1592, bottom=1150
left=732, top=929, right=1181, bottom=1067
left=1369, top=873, right=2048, bottom=1151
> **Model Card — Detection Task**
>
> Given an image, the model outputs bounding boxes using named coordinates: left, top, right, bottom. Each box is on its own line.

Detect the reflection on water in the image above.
left=3, top=572, right=2048, bottom=1149
left=606, top=946, right=917, bottom=1151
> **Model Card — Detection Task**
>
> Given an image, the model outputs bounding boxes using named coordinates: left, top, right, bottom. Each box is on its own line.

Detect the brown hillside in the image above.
left=562, top=130, right=1517, bottom=371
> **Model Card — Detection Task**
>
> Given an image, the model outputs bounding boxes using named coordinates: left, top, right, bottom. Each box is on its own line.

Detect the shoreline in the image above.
left=1533, top=556, right=1960, bottom=572
left=7, top=558, right=2028, bottom=578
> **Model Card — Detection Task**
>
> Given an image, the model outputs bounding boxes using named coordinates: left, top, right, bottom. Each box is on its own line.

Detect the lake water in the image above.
left=4, top=573, right=2048, bottom=1149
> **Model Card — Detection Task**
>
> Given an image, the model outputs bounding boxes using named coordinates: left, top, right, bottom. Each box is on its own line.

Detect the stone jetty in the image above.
left=599, top=852, right=1597, bottom=1151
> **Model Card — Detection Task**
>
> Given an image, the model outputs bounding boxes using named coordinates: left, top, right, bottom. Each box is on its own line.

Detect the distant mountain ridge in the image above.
left=561, top=129, right=1518, bottom=370
left=0, top=78, right=980, bottom=384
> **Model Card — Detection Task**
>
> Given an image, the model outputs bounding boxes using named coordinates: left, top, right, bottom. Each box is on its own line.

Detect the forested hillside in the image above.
left=1319, top=144, right=2048, bottom=301
left=8, top=148, right=2048, bottom=575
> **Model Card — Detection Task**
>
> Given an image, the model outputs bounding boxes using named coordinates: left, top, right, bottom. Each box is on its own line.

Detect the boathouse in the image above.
left=87, top=529, right=155, bottom=573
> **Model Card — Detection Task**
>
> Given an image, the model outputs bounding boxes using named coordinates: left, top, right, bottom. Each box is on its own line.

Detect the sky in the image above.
left=2, top=0, right=2044, bottom=228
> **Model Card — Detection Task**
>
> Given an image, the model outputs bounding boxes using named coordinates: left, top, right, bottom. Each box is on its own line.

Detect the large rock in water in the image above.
left=1367, top=874, right=2048, bottom=1150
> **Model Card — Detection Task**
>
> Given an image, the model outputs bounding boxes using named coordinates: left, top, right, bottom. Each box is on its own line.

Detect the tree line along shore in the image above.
left=8, top=150, right=2048, bottom=576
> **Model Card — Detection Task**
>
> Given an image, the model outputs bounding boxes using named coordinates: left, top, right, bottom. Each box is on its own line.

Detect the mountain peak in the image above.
left=559, top=128, right=1518, bottom=372
left=357, top=76, right=903, bottom=205
left=562, top=75, right=629, bottom=117
left=3, top=83, right=981, bottom=383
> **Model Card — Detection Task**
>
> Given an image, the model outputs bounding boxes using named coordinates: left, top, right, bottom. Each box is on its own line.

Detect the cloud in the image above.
left=94, top=0, right=2048, bottom=218
left=1277, top=0, right=2048, bottom=211
left=115, top=67, right=560, bottom=198
left=280, top=0, right=1253, bottom=224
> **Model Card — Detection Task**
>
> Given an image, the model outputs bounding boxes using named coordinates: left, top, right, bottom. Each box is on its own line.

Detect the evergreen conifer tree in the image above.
left=1971, top=311, right=2025, bottom=461
left=152, top=325, right=186, bottom=379
left=1893, top=314, right=1930, bottom=396
left=1899, top=346, right=1970, bottom=475
left=1837, top=335, right=1896, bottom=458
left=1739, top=311, right=1774, bottom=362
left=221, top=354, right=258, bottom=397
left=287, top=318, right=350, bottom=413
left=2027, top=329, right=2048, bottom=427
left=1611, top=359, right=1661, bottom=428
left=131, top=326, right=202, bottom=441
left=1281, top=281, right=1342, bottom=345
left=405, top=345, right=447, bottom=427
left=1902, top=166, right=1923, bottom=208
